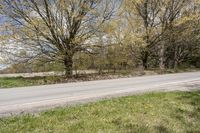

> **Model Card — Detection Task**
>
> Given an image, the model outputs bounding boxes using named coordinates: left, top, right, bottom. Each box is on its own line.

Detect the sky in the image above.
left=0, top=64, right=7, bottom=70
left=0, top=15, right=7, bottom=70
left=0, top=15, right=7, bottom=24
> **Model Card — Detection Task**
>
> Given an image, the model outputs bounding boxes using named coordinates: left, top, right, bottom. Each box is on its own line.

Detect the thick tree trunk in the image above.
left=159, top=44, right=165, bottom=70
left=142, top=51, right=148, bottom=70
left=64, top=54, right=73, bottom=77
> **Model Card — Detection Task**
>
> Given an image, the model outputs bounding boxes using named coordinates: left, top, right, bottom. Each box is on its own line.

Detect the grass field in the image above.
left=0, top=91, right=200, bottom=133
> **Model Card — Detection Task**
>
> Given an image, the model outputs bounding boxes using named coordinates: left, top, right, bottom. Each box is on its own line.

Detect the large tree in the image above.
left=0, top=0, right=117, bottom=76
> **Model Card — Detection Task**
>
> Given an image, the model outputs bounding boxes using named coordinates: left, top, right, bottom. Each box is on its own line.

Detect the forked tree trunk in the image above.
left=64, top=54, right=73, bottom=77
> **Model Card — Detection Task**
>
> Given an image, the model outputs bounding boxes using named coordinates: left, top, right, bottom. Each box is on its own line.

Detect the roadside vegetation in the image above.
left=0, top=91, right=200, bottom=133
left=1, top=69, right=199, bottom=88
left=0, top=76, right=62, bottom=88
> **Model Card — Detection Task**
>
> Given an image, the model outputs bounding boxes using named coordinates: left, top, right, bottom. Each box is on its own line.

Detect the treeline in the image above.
left=0, top=0, right=200, bottom=75
left=75, top=0, right=200, bottom=72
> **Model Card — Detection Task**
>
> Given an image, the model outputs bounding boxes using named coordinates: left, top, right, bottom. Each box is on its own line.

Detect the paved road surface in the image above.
left=0, top=72, right=200, bottom=117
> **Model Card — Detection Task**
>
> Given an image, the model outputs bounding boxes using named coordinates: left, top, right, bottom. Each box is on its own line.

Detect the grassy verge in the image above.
left=0, top=76, right=63, bottom=88
left=0, top=91, right=200, bottom=133
left=1, top=69, right=199, bottom=88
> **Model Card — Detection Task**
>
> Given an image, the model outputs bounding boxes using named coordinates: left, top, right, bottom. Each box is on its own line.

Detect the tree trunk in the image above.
left=64, top=54, right=73, bottom=77
left=173, top=45, right=178, bottom=69
left=159, top=44, right=165, bottom=70
left=142, top=51, right=148, bottom=70
left=174, top=60, right=178, bottom=70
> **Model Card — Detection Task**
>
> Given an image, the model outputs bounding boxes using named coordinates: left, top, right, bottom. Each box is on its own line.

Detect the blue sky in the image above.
left=0, top=15, right=7, bottom=25
left=0, top=15, right=7, bottom=70
left=0, top=64, right=7, bottom=70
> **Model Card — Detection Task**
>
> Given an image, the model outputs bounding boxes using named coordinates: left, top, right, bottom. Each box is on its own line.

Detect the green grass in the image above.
left=0, top=91, right=200, bottom=133
left=0, top=76, right=62, bottom=88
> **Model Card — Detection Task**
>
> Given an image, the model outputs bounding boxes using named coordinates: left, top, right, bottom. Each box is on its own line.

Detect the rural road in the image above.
left=0, top=72, right=200, bottom=117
